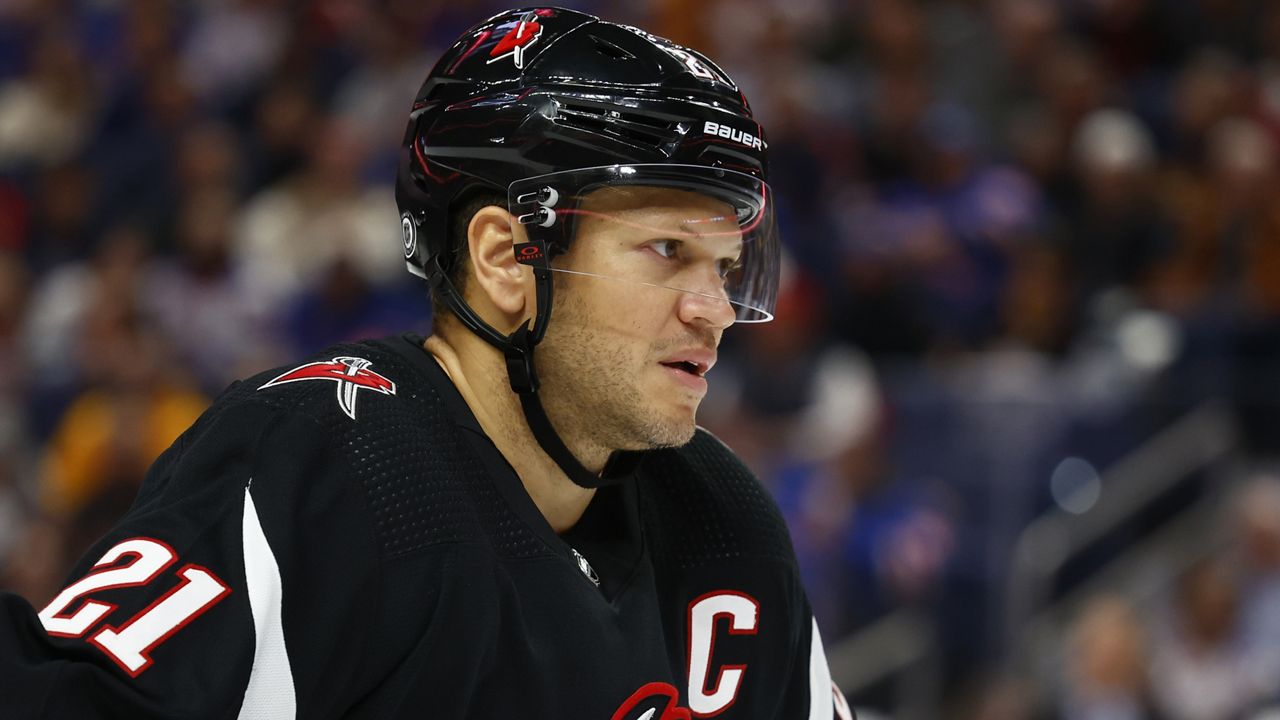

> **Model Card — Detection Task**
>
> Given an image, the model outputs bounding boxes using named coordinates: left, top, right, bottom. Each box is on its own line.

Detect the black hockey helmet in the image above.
left=396, top=7, right=780, bottom=486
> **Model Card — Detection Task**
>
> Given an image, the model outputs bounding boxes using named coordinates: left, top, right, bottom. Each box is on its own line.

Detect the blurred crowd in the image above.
left=3, top=0, right=1280, bottom=717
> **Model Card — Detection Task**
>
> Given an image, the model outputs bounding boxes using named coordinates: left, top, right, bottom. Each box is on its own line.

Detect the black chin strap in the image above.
left=431, top=256, right=639, bottom=488
left=504, top=324, right=641, bottom=488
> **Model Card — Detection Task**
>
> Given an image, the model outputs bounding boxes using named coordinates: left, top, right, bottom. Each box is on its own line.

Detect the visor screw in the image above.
left=517, top=207, right=557, bottom=228
left=515, top=186, right=559, bottom=208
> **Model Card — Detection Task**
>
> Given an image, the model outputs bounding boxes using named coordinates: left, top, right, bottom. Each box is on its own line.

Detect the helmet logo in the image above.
left=401, top=212, right=417, bottom=259
left=664, top=47, right=718, bottom=82
left=703, top=121, right=765, bottom=151
left=488, top=13, right=544, bottom=69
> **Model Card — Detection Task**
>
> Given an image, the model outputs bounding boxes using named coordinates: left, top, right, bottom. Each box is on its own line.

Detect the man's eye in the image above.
left=650, top=239, right=680, bottom=259
left=718, top=257, right=743, bottom=279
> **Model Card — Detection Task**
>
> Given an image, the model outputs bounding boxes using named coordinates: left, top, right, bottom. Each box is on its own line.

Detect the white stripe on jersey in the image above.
left=238, top=484, right=296, bottom=719
left=809, top=617, right=854, bottom=720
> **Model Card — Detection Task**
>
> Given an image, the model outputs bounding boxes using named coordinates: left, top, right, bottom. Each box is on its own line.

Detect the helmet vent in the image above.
left=555, top=98, right=681, bottom=148
left=590, top=34, right=637, bottom=61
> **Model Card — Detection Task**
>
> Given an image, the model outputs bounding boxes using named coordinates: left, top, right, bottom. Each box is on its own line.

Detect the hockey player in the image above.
left=0, top=8, right=853, bottom=719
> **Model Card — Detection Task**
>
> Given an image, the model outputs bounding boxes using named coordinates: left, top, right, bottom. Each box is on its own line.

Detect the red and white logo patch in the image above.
left=258, top=356, right=396, bottom=420
left=488, top=11, right=547, bottom=69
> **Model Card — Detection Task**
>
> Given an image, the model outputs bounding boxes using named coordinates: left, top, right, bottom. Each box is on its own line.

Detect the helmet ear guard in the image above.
left=396, top=7, right=776, bottom=487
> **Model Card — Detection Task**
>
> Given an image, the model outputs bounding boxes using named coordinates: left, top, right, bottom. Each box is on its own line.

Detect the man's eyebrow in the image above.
left=676, top=225, right=744, bottom=260
left=677, top=218, right=741, bottom=240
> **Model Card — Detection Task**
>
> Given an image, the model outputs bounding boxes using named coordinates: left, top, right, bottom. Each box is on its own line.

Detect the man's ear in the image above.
left=466, top=205, right=530, bottom=324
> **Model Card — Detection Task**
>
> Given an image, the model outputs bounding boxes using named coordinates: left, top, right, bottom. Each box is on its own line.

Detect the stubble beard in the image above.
left=534, top=296, right=698, bottom=460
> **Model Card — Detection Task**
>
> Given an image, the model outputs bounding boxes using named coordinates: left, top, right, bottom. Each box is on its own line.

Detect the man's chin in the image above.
left=629, top=415, right=698, bottom=451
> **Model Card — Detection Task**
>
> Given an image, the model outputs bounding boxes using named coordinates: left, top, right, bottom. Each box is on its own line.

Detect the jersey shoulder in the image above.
left=233, top=338, right=419, bottom=423
left=638, top=428, right=798, bottom=570
left=149, top=337, right=551, bottom=561
left=176, top=338, right=428, bottom=461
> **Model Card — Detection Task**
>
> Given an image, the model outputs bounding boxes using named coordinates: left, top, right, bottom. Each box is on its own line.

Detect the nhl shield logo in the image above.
left=572, top=548, right=600, bottom=587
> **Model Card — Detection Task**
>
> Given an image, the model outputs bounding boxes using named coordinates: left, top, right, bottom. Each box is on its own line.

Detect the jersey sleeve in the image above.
left=795, top=612, right=856, bottom=720
left=0, top=395, right=384, bottom=719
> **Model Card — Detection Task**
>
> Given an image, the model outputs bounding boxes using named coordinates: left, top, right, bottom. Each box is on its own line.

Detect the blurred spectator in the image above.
left=1073, top=0, right=1175, bottom=88
left=146, top=187, right=283, bottom=393
left=998, top=241, right=1074, bottom=356
left=768, top=342, right=896, bottom=636
left=175, top=121, right=244, bottom=197
left=1061, top=108, right=1172, bottom=304
left=1227, top=476, right=1280, bottom=700
left=244, top=80, right=315, bottom=192
left=282, top=253, right=430, bottom=357
left=23, top=162, right=97, bottom=273
left=94, top=60, right=199, bottom=231
left=1153, top=115, right=1280, bottom=449
left=38, top=309, right=205, bottom=522
left=1148, top=559, right=1258, bottom=720
left=0, top=250, right=34, bottom=580
left=1165, top=0, right=1268, bottom=67
left=0, top=248, right=29, bottom=398
left=1151, top=117, right=1278, bottom=316
left=1059, top=595, right=1161, bottom=720
left=128, top=118, right=252, bottom=254
left=962, top=673, right=1035, bottom=720
left=0, top=455, right=35, bottom=593
left=88, top=0, right=197, bottom=235
left=706, top=271, right=836, bottom=471
left=331, top=7, right=435, bottom=178
left=0, top=177, right=28, bottom=250
left=829, top=181, right=934, bottom=356
left=3, top=516, right=65, bottom=609
left=1035, top=38, right=1109, bottom=141
left=0, top=30, right=96, bottom=170
left=22, top=225, right=151, bottom=412
left=1167, top=49, right=1248, bottom=163
left=235, top=117, right=401, bottom=305
left=181, top=0, right=288, bottom=111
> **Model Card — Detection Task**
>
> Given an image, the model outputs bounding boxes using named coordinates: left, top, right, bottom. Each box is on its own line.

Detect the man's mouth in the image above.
left=658, top=350, right=714, bottom=378
left=660, top=360, right=704, bottom=377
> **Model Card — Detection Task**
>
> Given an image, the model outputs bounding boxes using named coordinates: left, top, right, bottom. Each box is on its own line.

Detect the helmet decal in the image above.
left=487, top=10, right=550, bottom=69
left=401, top=213, right=418, bottom=259
left=663, top=47, right=719, bottom=82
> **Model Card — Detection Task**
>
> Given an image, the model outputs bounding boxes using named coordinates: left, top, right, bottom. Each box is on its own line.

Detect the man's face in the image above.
left=534, top=186, right=742, bottom=451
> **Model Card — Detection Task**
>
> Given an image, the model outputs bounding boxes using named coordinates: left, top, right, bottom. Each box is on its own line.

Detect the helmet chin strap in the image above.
left=505, top=325, right=643, bottom=488
left=429, top=256, right=641, bottom=489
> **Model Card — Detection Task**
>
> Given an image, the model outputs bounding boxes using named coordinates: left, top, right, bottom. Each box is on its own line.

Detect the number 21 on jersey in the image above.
left=37, top=536, right=231, bottom=676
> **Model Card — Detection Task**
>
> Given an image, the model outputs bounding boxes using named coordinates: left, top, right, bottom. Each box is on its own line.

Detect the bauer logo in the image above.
left=703, top=121, right=765, bottom=151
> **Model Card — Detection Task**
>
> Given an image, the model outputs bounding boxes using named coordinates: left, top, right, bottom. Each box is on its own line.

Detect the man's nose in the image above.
left=676, top=275, right=736, bottom=331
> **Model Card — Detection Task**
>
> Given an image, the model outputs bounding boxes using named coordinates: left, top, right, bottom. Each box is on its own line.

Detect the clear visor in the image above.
left=509, top=164, right=780, bottom=323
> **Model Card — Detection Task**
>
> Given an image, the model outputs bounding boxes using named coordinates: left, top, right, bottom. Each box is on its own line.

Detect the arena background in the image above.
left=2, top=1, right=1280, bottom=717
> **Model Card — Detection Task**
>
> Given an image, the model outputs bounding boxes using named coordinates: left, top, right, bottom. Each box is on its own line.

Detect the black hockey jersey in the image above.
left=0, top=334, right=853, bottom=719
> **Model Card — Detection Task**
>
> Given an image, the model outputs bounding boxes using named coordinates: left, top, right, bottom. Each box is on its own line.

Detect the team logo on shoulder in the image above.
left=258, top=356, right=396, bottom=420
